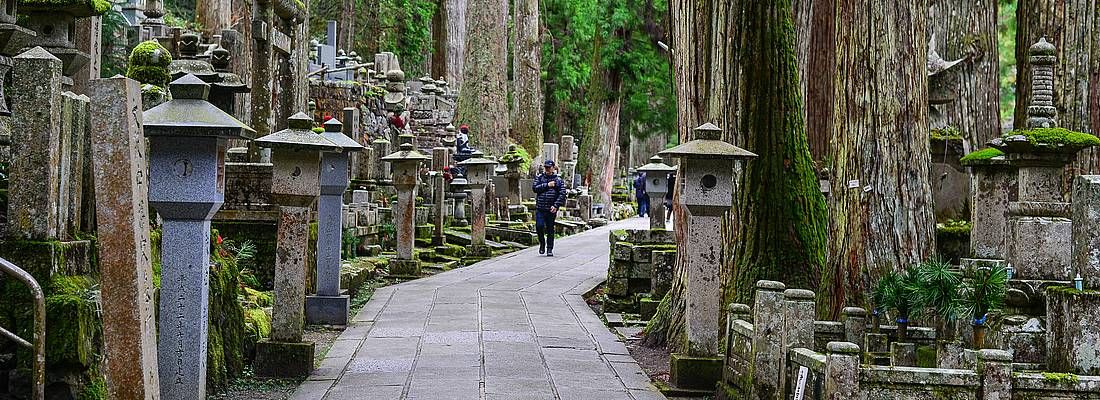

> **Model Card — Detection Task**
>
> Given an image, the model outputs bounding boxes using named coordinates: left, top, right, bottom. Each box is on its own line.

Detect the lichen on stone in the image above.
left=960, top=148, right=1005, bottom=165
left=1041, top=372, right=1080, bottom=384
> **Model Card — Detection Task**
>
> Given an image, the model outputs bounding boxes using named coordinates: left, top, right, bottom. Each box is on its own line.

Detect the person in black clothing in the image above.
left=533, top=159, right=567, bottom=256
left=633, top=171, right=648, bottom=217
left=665, top=171, right=676, bottom=223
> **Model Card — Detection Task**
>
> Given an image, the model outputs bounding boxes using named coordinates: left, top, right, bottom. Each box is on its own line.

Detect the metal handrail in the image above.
left=0, top=257, right=44, bottom=400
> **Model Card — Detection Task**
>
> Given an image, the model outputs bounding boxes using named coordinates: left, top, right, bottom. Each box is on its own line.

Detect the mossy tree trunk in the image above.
left=454, top=0, right=510, bottom=155
left=511, top=0, right=543, bottom=156
left=727, top=0, right=829, bottom=307
left=1015, top=0, right=1100, bottom=173
left=928, top=0, right=1001, bottom=149
left=339, top=0, right=356, bottom=47
left=642, top=0, right=742, bottom=350
left=802, top=0, right=837, bottom=162
left=820, top=0, right=935, bottom=318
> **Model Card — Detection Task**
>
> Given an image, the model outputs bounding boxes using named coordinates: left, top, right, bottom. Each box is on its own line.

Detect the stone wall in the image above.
left=605, top=229, right=675, bottom=313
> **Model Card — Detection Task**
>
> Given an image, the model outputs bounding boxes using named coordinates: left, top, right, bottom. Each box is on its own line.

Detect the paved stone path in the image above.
left=291, top=218, right=666, bottom=400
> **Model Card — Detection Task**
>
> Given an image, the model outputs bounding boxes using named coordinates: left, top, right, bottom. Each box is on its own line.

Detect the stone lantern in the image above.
left=383, top=69, right=406, bottom=111
left=168, top=32, right=218, bottom=82
left=499, top=144, right=526, bottom=204
left=252, top=112, right=340, bottom=379
left=636, top=155, right=677, bottom=230
left=458, top=153, right=498, bottom=257
left=449, top=172, right=470, bottom=227
left=19, top=0, right=109, bottom=79
left=381, top=142, right=431, bottom=275
left=306, top=118, right=363, bottom=326
left=143, top=74, right=255, bottom=400
left=658, top=122, right=756, bottom=390
left=208, top=46, right=250, bottom=117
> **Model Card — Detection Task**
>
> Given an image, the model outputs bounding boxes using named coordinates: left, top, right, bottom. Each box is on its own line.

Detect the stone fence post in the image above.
left=1072, top=175, right=1100, bottom=287
left=824, top=342, right=860, bottom=400
left=781, top=289, right=815, bottom=398
left=751, top=280, right=786, bottom=400
left=977, top=349, right=1013, bottom=400
left=841, top=307, right=867, bottom=345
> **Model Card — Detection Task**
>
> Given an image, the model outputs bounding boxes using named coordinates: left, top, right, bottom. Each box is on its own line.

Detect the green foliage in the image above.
left=308, top=0, right=435, bottom=77
left=960, top=264, right=1008, bottom=325
left=44, top=275, right=100, bottom=367
left=1005, top=127, right=1100, bottom=147
left=930, top=127, right=963, bottom=141
left=21, top=0, right=110, bottom=14
left=99, top=1, right=129, bottom=77
left=872, top=268, right=922, bottom=322
left=960, top=148, right=1005, bottom=165
left=912, top=258, right=963, bottom=321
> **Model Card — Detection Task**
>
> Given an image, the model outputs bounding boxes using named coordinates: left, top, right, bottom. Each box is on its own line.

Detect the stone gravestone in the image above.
left=1074, top=175, right=1100, bottom=287
left=306, top=118, right=363, bottom=325
left=253, top=113, right=339, bottom=378
left=144, top=74, right=254, bottom=400
left=90, top=76, right=161, bottom=399
left=8, top=47, right=63, bottom=240
left=661, top=123, right=755, bottom=390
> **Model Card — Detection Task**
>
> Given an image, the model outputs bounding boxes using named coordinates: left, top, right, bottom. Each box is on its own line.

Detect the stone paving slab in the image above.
left=292, top=217, right=664, bottom=400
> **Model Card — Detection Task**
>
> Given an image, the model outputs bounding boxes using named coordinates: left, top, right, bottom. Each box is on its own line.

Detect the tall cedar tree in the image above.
left=643, top=0, right=827, bottom=348
left=454, top=0, right=510, bottom=155
left=821, top=0, right=935, bottom=317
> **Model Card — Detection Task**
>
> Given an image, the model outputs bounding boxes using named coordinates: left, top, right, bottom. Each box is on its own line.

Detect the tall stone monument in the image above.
left=143, top=74, right=254, bottom=399
left=253, top=112, right=339, bottom=378
left=90, top=76, right=161, bottom=399
left=306, top=118, right=363, bottom=325
left=381, top=142, right=430, bottom=275
left=659, top=123, right=756, bottom=390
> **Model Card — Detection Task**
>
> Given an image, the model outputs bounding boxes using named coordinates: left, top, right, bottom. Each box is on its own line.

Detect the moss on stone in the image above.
left=244, top=307, right=271, bottom=339
left=127, top=41, right=172, bottom=88
left=311, top=127, right=324, bottom=133
left=78, top=376, right=107, bottom=400
left=1041, top=372, right=1080, bottom=384
left=1007, top=127, right=1100, bottom=147
left=1046, top=285, right=1100, bottom=297
left=20, top=0, right=111, bottom=14
left=960, top=148, right=1005, bottom=165
left=936, top=220, right=972, bottom=238
left=44, top=275, right=100, bottom=368
left=931, top=127, right=963, bottom=141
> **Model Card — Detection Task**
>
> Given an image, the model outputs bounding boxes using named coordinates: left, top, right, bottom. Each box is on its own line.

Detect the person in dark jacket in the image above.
left=664, top=171, right=676, bottom=223
left=633, top=171, right=648, bottom=217
left=533, top=159, right=567, bottom=256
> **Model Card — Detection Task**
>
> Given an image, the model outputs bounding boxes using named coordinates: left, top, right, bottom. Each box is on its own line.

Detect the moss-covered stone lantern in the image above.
left=381, top=142, right=431, bottom=275
left=458, top=153, right=498, bottom=257
left=19, top=0, right=109, bottom=77
left=658, top=122, right=756, bottom=390
left=143, top=73, right=255, bottom=400
left=636, top=155, right=677, bottom=230
left=499, top=144, right=526, bottom=204
left=251, top=112, right=340, bottom=379
left=306, top=118, right=363, bottom=325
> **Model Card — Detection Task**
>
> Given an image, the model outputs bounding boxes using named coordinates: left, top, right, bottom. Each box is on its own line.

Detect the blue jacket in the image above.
left=533, top=173, right=567, bottom=210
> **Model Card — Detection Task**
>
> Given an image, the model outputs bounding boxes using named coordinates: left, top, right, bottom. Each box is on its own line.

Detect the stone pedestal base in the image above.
left=864, top=333, right=890, bottom=365
left=254, top=340, right=315, bottom=378
left=669, top=353, right=722, bottom=390
left=1046, top=289, right=1100, bottom=374
left=389, top=259, right=421, bottom=276
left=890, top=342, right=916, bottom=366
left=469, top=245, right=492, bottom=258
left=305, top=294, right=350, bottom=326
left=639, top=297, right=660, bottom=320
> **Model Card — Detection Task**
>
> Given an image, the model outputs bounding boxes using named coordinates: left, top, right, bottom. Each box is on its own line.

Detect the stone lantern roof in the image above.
left=498, top=144, right=525, bottom=166
left=457, top=154, right=498, bottom=167
left=381, top=142, right=431, bottom=163
left=253, top=112, right=340, bottom=151
left=659, top=123, right=757, bottom=159
left=20, top=0, right=110, bottom=16
left=143, top=74, right=255, bottom=139
left=321, top=118, right=364, bottom=152
left=636, top=155, right=677, bottom=174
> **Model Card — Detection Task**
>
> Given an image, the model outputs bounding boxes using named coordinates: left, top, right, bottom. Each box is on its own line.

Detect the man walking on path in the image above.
left=533, top=159, right=567, bottom=256
left=634, top=171, right=648, bottom=217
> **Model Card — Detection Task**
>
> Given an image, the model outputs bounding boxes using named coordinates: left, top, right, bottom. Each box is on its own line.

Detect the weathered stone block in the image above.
left=305, top=295, right=350, bottom=326
left=1046, top=288, right=1100, bottom=374
left=669, top=353, right=722, bottom=391
left=632, top=245, right=652, bottom=263
left=1009, top=213, right=1072, bottom=280
left=607, top=278, right=629, bottom=297
left=389, top=259, right=421, bottom=276
left=891, top=342, right=917, bottom=367
left=612, top=242, right=633, bottom=261
left=254, top=340, right=315, bottom=378
left=630, top=262, right=652, bottom=279
left=609, top=260, right=631, bottom=278
left=639, top=297, right=660, bottom=320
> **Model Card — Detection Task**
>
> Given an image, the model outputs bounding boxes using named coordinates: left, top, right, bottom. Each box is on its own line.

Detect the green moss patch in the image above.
left=44, top=274, right=100, bottom=368
left=127, top=41, right=172, bottom=88
left=931, top=127, right=963, bottom=141
left=960, top=148, right=1004, bottom=165
left=1041, top=372, right=1080, bottom=384
left=1007, top=127, right=1100, bottom=147
left=936, top=220, right=972, bottom=238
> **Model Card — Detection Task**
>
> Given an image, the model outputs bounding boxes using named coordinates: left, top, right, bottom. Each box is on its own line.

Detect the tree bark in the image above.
left=1015, top=0, right=1100, bottom=173
left=727, top=0, right=828, bottom=307
left=821, top=0, right=935, bottom=318
left=584, top=66, right=623, bottom=210
left=804, top=0, right=837, bottom=162
left=642, top=0, right=742, bottom=350
left=511, top=0, right=543, bottom=155
left=196, top=0, right=233, bottom=36
left=928, top=0, right=1001, bottom=149
left=339, top=0, right=356, bottom=48
left=454, top=0, right=510, bottom=155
